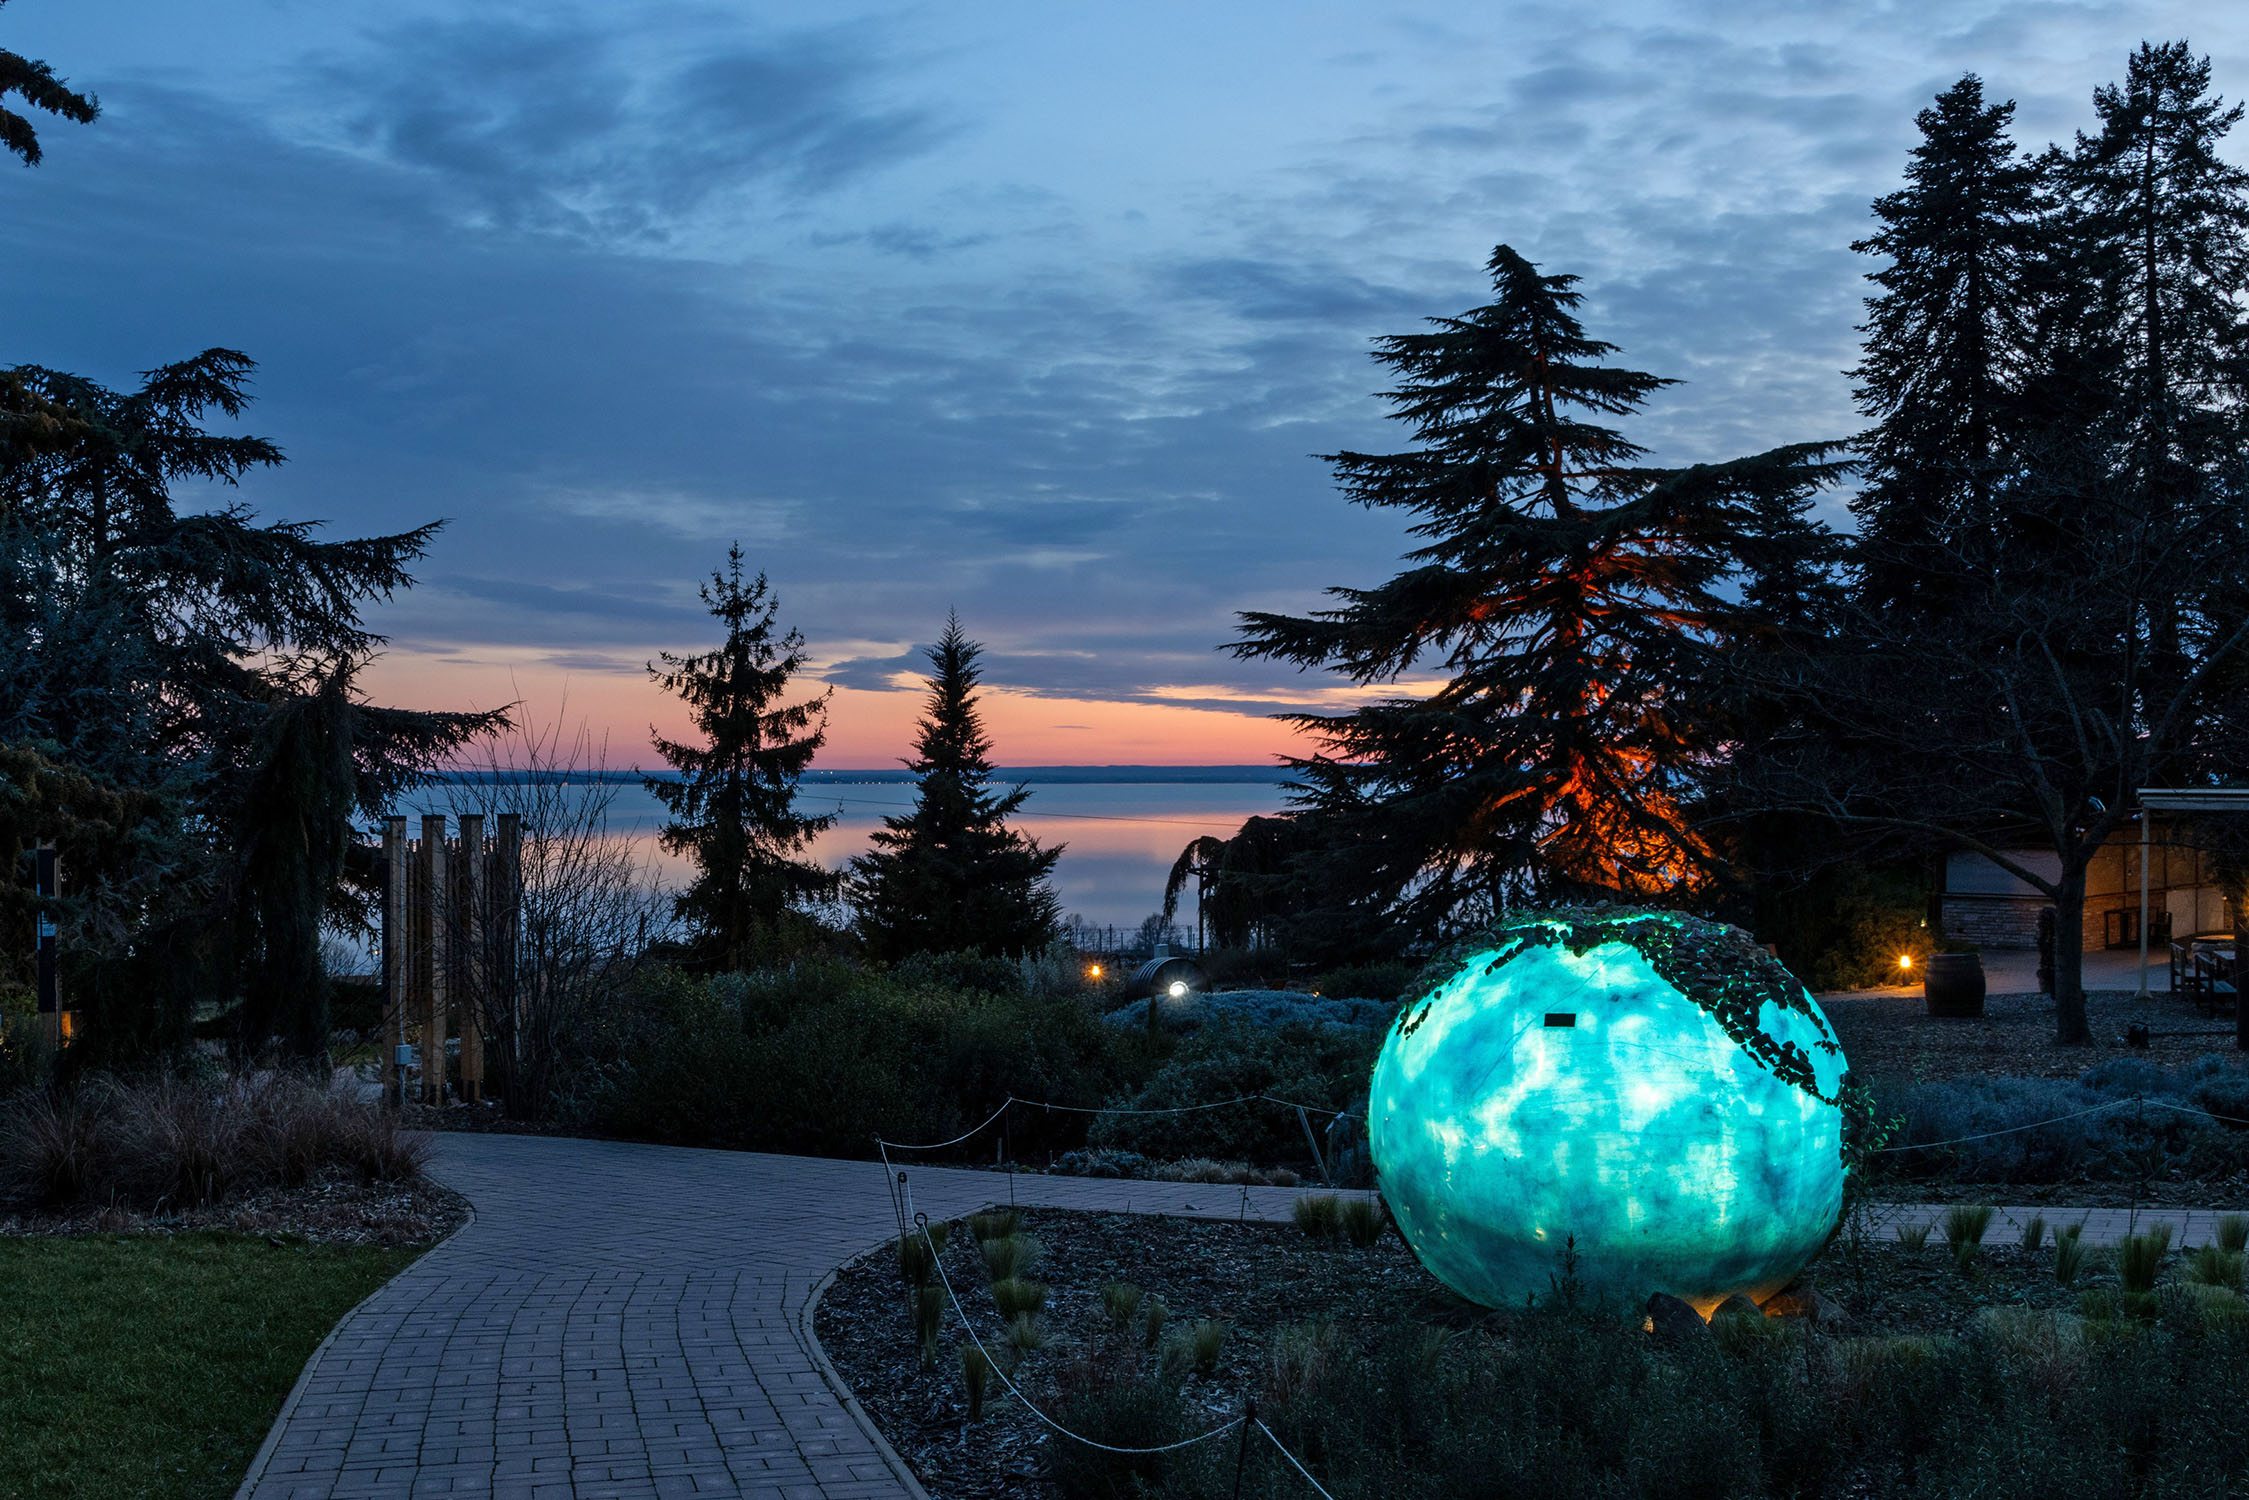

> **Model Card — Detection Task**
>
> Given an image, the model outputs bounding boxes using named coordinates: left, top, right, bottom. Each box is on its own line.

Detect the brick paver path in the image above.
left=238, top=1133, right=1339, bottom=1499
left=238, top=1132, right=2236, bottom=1500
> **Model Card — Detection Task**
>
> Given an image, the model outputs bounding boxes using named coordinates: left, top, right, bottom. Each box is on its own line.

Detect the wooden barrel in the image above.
left=1923, top=953, right=1987, bottom=1019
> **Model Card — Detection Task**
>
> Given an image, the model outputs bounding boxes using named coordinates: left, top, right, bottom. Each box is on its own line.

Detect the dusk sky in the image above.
left=6, top=1, right=2243, bottom=767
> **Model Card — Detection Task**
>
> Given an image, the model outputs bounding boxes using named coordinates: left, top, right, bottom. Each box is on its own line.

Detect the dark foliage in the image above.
left=0, top=1, right=97, bottom=168
left=646, top=544, right=836, bottom=969
left=851, top=617, right=1062, bottom=960
left=1231, top=245, right=1843, bottom=949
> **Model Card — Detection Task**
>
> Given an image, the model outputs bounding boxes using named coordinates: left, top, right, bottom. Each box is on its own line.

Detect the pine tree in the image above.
left=2055, top=40, right=2249, bottom=708
left=1, top=2, right=97, bottom=168
left=1233, top=246, right=1842, bottom=940
left=1850, top=74, right=2045, bottom=617
left=647, top=546, right=836, bottom=968
left=849, top=615, right=1061, bottom=960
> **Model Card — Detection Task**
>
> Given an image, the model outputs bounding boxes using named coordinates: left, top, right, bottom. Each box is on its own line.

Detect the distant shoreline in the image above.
left=431, top=765, right=1294, bottom=787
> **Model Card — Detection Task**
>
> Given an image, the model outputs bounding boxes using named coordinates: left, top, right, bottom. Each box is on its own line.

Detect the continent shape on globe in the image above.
left=1368, top=909, right=1850, bottom=1313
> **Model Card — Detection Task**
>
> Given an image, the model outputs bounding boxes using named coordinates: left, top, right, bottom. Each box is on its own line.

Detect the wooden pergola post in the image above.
left=380, top=816, right=408, bottom=1107
left=419, top=813, right=448, bottom=1104
left=457, top=813, right=485, bottom=1105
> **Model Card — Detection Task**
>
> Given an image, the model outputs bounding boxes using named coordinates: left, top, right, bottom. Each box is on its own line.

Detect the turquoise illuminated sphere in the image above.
left=1369, top=909, right=1849, bottom=1311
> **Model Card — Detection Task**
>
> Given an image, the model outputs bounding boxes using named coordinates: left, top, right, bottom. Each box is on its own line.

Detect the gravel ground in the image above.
left=0, top=1169, right=469, bottom=1248
left=1822, top=988, right=2240, bottom=1082
left=817, top=1207, right=2122, bottom=1500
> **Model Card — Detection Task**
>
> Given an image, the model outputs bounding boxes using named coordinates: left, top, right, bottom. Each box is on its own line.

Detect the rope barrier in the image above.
left=1256, top=1418, right=1341, bottom=1500
left=873, top=1091, right=1359, bottom=1156
left=905, top=1197, right=1246, bottom=1456
left=1872, top=1098, right=2132, bottom=1153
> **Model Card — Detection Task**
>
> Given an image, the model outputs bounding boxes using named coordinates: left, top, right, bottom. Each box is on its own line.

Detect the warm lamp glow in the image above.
left=1088, top=964, right=1103, bottom=980
left=1898, top=953, right=1914, bottom=973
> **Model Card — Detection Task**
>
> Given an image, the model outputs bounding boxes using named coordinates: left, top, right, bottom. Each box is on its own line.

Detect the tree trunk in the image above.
left=2053, top=863, right=2090, bottom=1045
left=2234, top=898, right=2248, bottom=1052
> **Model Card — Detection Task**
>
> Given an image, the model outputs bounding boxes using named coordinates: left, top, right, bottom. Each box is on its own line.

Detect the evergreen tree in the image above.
left=849, top=615, right=1061, bottom=960
left=1, top=2, right=96, bottom=168
left=1233, top=246, right=1842, bottom=941
left=647, top=546, right=836, bottom=968
left=1849, top=74, right=2045, bottom=617
left=0, top=351, right=502, bottom=1061
left=2054, top=40, right=2249, bottom=707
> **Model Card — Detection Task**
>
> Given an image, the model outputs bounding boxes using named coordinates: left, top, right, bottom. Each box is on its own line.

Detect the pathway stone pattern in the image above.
left=240, top=1134, right=1331, bottom=1500
left=241, top=1133, right=2229, bottom=1500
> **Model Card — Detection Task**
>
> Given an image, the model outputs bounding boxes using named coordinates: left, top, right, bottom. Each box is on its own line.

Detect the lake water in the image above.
left=388, top=773, right=1292, bottom=930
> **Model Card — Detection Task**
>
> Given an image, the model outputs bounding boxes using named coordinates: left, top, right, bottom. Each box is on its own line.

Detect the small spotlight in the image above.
left=1088, top=963, right=1103, bottom=980
left=1167, top=980, right=1189, bottom=999
left=1898, top=953, right=1914, bottom=973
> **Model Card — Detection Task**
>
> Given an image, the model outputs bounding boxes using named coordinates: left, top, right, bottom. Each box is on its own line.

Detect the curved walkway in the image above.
left=238, top=1134, right=1331, bottom=1499
left=239, top=1133, right=2229, bottom=1500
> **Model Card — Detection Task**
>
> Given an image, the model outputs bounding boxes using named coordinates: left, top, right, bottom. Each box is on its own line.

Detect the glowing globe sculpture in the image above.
left=1369, top=909, right=1849, bottom=1312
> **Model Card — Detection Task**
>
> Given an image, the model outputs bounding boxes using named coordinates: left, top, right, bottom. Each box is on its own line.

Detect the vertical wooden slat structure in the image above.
left=378, top=811, right=525, bottom=1109
left=380, top=816, right=407, bottom=1104
left=457, top=812, right=485, bottom=1105
left=419, top=814, right=447, bottom=1105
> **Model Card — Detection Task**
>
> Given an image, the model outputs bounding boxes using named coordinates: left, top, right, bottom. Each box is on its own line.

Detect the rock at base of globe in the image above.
left=1368, top=908, right=1850, bottom=1312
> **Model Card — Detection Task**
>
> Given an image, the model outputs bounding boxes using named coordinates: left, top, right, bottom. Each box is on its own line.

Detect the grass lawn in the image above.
left=0, top=1233, right=422, bottom=1500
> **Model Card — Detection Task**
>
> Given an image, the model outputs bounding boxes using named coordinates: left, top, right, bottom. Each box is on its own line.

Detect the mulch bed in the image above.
left=1822, top=988, right=2239, bottom=1082
left=0, top=1170, right=469, bottom=1248
left=816, top=1206, right=2113, bottom=1500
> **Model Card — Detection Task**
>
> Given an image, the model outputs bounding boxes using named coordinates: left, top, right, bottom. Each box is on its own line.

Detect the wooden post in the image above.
left=381, top=817, right=407, bottom=1106
left=420, top=814, right=448, bottom=1105
left=495, top=812, right=522, bottom=1092
left=457, top=813, right=485, bottom=1105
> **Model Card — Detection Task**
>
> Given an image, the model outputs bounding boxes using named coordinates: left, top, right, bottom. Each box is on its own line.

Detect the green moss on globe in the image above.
left=1369, top=907, right=1849, bottom=1311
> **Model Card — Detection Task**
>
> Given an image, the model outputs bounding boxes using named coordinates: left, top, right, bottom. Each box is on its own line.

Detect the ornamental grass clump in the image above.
left=1943, top=1204, right=1995, bottom=1272
left=2187, top=1246, right=2244, bottom=1291
left=2055, top=1225, right=2088, bottom=1287
left=898, top=1222, right=950, bottom=1288
left=2120, top=1225, right=2173, bottom=1295
left=960, top=1345, right=992, bottom=1423
left=969, top=1209, right=1021, bottom=1243
left=1141, top=1294, right=1169, bottom=1350
left=1101, top=1280, right=1143, bottom=1329
left=992, top=1277, right=1048, bottom=1322
left=1340, top=1196, right=1387, bottom=1248
left=981, top=1232, right=1040, bottom=1282
left=915, top=1284, right=945, bottom=1368
left=1293, top=1193, right=1342, bottom=1241
left=2020, top=1214, right=2047, bottom=1253
left=2219, top=1215, right=2249, bottom=1254
left=1182, top=1319, right=1227, bottom=1376
left=1896, top=1221, right=1932, bottom=1252
left=1006, top=1312, right=1048, bottom=1354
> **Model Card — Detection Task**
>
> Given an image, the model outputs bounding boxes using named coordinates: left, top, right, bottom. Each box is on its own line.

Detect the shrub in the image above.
left=1340, top=1196, right=1387, bottom=1248
left=1088, top=1019, right=1377, bottom=1166
left=1044, top=1349, right=1186, bottom=1496
left=891, top=949, right=1028, bottom=998
left=1294, top=1193, right=1342, bottom=1241
left=1266, top=1320, right=1347, bottom=1407
left=0, top=1073, right=429, bottom=1213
